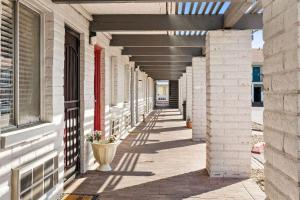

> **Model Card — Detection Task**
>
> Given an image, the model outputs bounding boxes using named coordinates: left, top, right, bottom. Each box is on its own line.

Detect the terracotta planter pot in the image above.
left=91, top=141, right=120, bottom=171
left=186, top=121, right=192, bottom=129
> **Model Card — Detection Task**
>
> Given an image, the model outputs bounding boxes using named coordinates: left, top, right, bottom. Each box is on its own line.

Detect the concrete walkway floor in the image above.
left=64, top=109, right=266, bottom=200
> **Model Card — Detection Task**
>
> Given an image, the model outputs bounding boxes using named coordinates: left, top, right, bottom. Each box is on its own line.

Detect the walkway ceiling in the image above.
left=52, top=0, right=263, bottom=80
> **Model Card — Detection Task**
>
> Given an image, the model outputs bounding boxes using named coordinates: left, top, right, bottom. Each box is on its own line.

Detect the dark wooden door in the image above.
left=169, top=80, right=179, bottom=108
left=64, top=27, right=80, bottom=183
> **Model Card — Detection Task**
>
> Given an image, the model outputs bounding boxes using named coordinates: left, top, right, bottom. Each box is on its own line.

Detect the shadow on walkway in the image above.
left=99, top=170, right=244, bottom=199
left=64, top=109, right=258, bottom=200
left=71, top=169, right=244, bottom=199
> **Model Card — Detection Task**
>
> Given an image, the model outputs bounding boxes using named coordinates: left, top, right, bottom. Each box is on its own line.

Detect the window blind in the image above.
left=0, top=0, right=15, bottom=128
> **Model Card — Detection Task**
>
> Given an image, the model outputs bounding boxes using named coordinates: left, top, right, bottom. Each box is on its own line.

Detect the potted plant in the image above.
left=186, top=118, right=192, bottom=129
left=86, top=131, right=120, bottom=171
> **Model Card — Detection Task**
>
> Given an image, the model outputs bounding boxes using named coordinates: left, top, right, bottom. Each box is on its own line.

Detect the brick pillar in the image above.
left=180, top=77, right=183, bottom=113
left=206, top=30, right=252, bottom=178
left=263, top=1, right=300, bottom=199
left=182, top=73, right=187, bottom=103
left=130, top=64, right=136, bottom=127
left=178, top=78, right=182, bottom=113
left=135, top=69, right=139, bottom=123
left=192, top=57, right=206, bottom=141
left=186, top=67, right=193, bottom=121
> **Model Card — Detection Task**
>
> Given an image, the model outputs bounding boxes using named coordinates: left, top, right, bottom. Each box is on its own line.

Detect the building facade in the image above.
left=252, top=49, right=264, bottom=107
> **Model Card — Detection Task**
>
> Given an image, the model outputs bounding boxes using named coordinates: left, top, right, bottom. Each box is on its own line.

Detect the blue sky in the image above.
left=178, top=2, right=230, bottom=15
left=252, top=30, right=264, bottom=49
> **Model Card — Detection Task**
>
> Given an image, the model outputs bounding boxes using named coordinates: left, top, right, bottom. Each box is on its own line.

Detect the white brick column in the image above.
left=186, top=67, right=193, bottom=121
left=178, top=78, right=182, bottom=113
left=130, top=63, right=136, bottom=127
left=206, top=30, right=252, bottom=178
left=182, top=73, right=187, bottom=103
left=192, top=57, right=206, bottom=141
left=181, top=73, right=187, bottom=119
left=135, top=69, right=139, bottom=123
left=263, top=1, right=300, bottom=199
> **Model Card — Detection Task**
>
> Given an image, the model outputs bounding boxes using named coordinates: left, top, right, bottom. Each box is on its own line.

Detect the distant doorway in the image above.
left=252, top=86, right=263, bottom=107
left=169, top=80, right=179, bottom=108
left=156, top=80, right=169, bottom=107
left=254, top=87, right=261, bottom=103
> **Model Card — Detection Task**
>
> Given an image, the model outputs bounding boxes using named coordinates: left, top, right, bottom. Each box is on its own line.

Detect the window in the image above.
left=252, top=65, right=262, bottom=82
left=0, top=0, right=41, bottom=130
left=110, top=56, right=117, bottom=106
left=124, top=64, right=130, bottom=103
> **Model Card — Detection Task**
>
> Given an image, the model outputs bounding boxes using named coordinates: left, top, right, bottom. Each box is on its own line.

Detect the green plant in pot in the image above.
left=86, top=131, right=120, bottom=171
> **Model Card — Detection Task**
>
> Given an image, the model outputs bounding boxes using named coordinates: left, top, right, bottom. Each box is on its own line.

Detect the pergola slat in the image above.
left=216, top=2, right=225, bottom=14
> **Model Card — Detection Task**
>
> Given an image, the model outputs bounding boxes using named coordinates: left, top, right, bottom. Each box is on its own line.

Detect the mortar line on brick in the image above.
left=264, top=145, right=298, bottom=163
left=264, top=179, right=293, bottom=200
left=265, top=162, right=299, bottom=186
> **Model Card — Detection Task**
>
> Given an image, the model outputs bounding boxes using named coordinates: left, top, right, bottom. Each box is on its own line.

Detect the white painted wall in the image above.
left=0, top=1, right=154, bottom=200
left=0, top=1, right=94, bottom=199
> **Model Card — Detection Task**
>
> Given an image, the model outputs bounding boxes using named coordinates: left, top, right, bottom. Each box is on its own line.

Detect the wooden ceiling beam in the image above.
left=122, top=47, right=202, bottom=56
left=111, top=35, right=205, bottom=47
left=130, top=56, right=192, bottom=62
left=91, top=14, right=262, bottom=31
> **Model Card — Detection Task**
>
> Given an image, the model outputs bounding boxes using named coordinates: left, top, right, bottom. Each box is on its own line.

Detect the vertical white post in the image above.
left=206, top=30, right=252, bottom=178
left=192, top=57, right=206, bottom=141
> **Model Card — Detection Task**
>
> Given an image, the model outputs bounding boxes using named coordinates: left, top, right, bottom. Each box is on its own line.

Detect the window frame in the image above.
left=1, top=0, right=44, bottom=132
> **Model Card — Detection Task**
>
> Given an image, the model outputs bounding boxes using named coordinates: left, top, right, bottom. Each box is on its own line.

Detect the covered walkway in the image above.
left=64, top=109, right=265, bottom=200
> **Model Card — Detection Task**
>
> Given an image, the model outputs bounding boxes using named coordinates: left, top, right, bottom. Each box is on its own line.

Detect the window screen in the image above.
left=18, top=4, right=40, bottom=125
left=0, top=1, right=41, bottom=130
